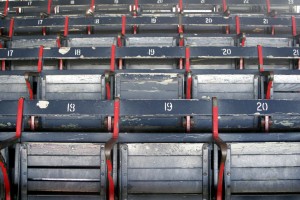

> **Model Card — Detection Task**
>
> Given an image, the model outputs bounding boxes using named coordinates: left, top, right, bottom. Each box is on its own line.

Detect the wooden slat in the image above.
left=46, top=75, right=102, bottom=84
left=128, top=194, right=203, bottom=200
left=128, top=181, right=202, bottom=194
left=45, top=93, right=103, bottom=100
left=28, top=143, right=101, bottom=156
left=231, top=155, right=300, bottom=167
left=231, top=143, right=300, bottom=155
left=127, top=143, right=203, bottom=156
left=126, top=37, right=175, bottom=47
left=69, top=37, right=115, bottom=47
left=28, top=181, right=100, bottom=193
left=12, top=39, right=57, bottom=48
left=231, top=167, right=300, bottom=181
left=245, top=38, right=292, bottom=47
left=195, top=92, right=255, bottom=99
left=231, top=180, right=300, bottom=193
left=274, top=75, right=300, bottom=84
left=120, top=90, right=179, bottom=100
left=117, top=73, right=179, bottom=80
left=28, top=168, right=101, bottom=180
left=197, top=84, right=254, bottom=93
left=0, top=76, right=26, bottom=84
left=274, top=84, right=300, bottom=92
left=231, top=195, right=300, bottom=200
left=28, top=156, right=100, bottom=167
left=0, top=85, right=28, bottom=92
left=128, top=156, right=202, bottom=168
left=121, top=81, right=179, bottom=91
left=273, top=93, right=300, bottom=100
left=47, top=84, right=102, bottom=93
left=28, top=195, right=100, bottom=200
left=0, top=92, right=29, bottom=100
left=128, top=168, right=202, bottom=181
left=186, top=37, right=234, bottom=46
left=195, top=75, right=255, bottom=84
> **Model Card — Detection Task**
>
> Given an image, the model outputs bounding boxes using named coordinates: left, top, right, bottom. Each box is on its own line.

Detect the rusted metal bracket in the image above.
left=257, top=45, right=264, bottom=72
left=185, top=71, right=192, bottom=132
left=24, top=72, right=39, bottom=130
left=236, top=31, right=246, bottom=69
left=266, top=72, right=274, bottom=100
left=292, top=18, right=300, bottom=69
left=24, top=72, right=38, bottom=100
left=0, top=43, right=5, bottom=71
left=15, top=98, right=24, bottom=139
left=263, top=72, right=274, bottom=132
left=0, top=97, right=24, bottom=149
left=105, top=71, right=113, bottom=131
left=0, top=98, right=24, bottom=199
left=178, top=14, right=184, bottom=69
left=104, top=98, right=120, bottom=200
left=0, top=35, right=10, bottom=41
left=117, top=16, right=126, bottom=69
left=212, top=97, right=228, bottom=200
left=222, top=0, right=230, bottom=34
left=0, top=137, right=18, bottom=151
left=0, top=153, right=11, bottom=200
left=105, top=137, right=117, bottom=200
left=130, top=0, right=139, bottom=34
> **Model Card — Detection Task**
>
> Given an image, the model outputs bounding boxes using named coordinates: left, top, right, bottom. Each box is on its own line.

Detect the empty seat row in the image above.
left=1, top=1, right=296, bottom=18
left=2, top=35, right=297, bottom=71
left=0, top=71, right=299, bottom=131
left=12, top=142, right=300, bottom=200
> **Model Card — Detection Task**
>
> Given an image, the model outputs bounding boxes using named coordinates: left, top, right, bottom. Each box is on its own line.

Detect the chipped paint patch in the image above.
left=273, top=120, right=294, bottom=127
left=36, top=101, right=49, bottom=109
left=201, top=96, right=211, bottom=100
left=0, top=122, right=13, bottom=128
left=61, top=124, right=79, bottom=129
left=58, top=47, right=71, bottom=55
left=253, top=28, right=264, bottom=32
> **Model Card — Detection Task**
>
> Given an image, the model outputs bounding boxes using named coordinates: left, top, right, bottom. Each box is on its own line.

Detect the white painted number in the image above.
left=151, top=18, right=157, bottom=24
left=7, top=50, right=13, bottom=57
left=67, top=103, right=76, bottom=112
left=157, top=0, right=163, bottom=3
left=243, top=0, right=249, bottom=4
left=263, top=19, right=269, bottom=25
left=94, top=19, right=100, bottom=24
left=148, top=49, right=155, bottom=56
left=257, top=102, right=268, bottom=112
left=293, top=49, right=300, bottom=56
left=38, top=20, right=43, bottom=25
left=75, top=49, right=81, bottom=56
left=205, top=18, right=213, bottom=24
left=28, top=1, right=32, bottom=6
left=114, top=0, right=119, bottom=3
left=222, top=48, right=232, bottom=56
left=200, top=0, right=205, bottom=3
left=165, top=102, right=173, bottom=112
left=289, top=0, right=294, bottom=5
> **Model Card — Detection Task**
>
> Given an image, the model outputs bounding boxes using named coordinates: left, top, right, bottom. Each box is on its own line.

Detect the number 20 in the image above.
left=222, top=48, right=231, bottom=56
left=257, top=102, right=268, bottom=112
